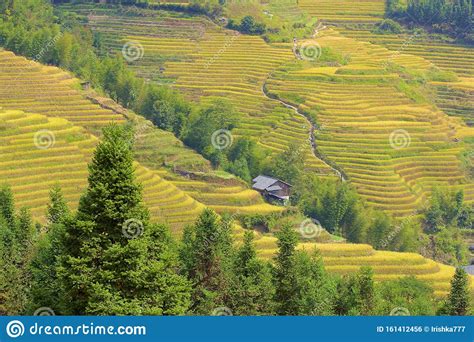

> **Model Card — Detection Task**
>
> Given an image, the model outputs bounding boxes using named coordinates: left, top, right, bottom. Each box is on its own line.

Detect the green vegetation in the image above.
left=227, top=15, right=266, bottom=35
left=442, top=267, right=471, bottom=315
left=0, top=123, right=470, bottom=315
left=0, top=186, right=35, bottom=315
left=387, top=0, right=473, bottom=42
left=373, top=19, right=403, bottom=34
left=0, top=0, right=473, bottom=317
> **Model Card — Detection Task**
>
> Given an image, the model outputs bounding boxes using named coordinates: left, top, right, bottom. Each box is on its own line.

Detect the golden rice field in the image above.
left=294, top=0, right=473, bottom=126
left=0, top=49, right=282, bottom=233
left=0, top=106, right=208, bottom=233
left=61, top=4, right=474, bottom=216
left=60, top=4, right=336, bottom=176
left=266, top=28, right=474, bottom=215
left=298, top=0, right=385, bottom=24
left=1, top=1, right=472, bottom=295
left=233, top=223, right=471, bottom=297
left=334, top=23, right=474, bottom=126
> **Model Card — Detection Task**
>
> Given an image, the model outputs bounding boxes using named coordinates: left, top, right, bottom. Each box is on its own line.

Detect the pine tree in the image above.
left=228, top=231, right=275, bottom=315
left=446, top=268, right=471, bottom=315
left=57, top=124, right=191, bottom=315
left=0, top=195, right=34, bottom=315
left=293, top=250, right=335, bottom=315
left=0, top=185, right=15, bottom=230
left=357, top=267, right=375, bottom=315
left=334, top=274, right=360, bottom=315
left=28, top=221, right=64, bottom=314
left=273, top=223, right=335, bottom=315
left=180, top=208, right=233, bottom=314
left=77, top=124, right=149, bottom=241
left=273, top=223, right=299, bottom=315
left=335, top=267, right=376, bottom=315
left=16, top=208, right=34, bottom=251
left=46, top=184, right=70, bottom=225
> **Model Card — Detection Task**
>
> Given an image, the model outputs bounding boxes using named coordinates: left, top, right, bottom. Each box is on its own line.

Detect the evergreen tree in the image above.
left=446, top=268, right=471, bottom=316
left=228, top=231, right=275, bottom=315
left=293, top=251, right=336, bottom=315
left=273, top=223, right=299, bottom=315
left=180, top=208, right=233, bottom=314
left=376, top=276, right=436, bottom=315
left=334, top=267, right=376, bottom=315
left=272, top=224, right=333, bottom=315
left=334, top=274, right=360, bottom=315
left=76, top=124, right=149, bottom=238
left=357, top=267, right=375, bottom=315
left=46, top=184, right=70, bottom=225
left=29, top=187, right=70, bottom=313
left=0, top=190, right=34, bottom=315
left=28, top=222, right=64, bottom=314
left=0, top=185, right=15, bottom=230
left=57, top=124, right=191, bottom=315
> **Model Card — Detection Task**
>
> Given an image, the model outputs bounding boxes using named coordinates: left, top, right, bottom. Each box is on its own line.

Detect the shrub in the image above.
left=373, top=19, right=403, bottom=34
left=227, top=16, right=266, bottom=35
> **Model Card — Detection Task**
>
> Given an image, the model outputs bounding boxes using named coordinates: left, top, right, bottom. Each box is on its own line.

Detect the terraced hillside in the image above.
left=266, top=29, right=474, bottom=215
left=336, top=26, right=474, bottom=126
left=298, top=0, right=385, bottom=25
left=0, top=102, right=467, bottom=296
left=231, top=223, right=466, bottom=297
left=1, top=3, right=472, bottom=298
left=0, top=48, right=283, bottom=232
left=0, top=40, right=467, bottom=297
left=297, top=0, right=474, bottom=126
left=57, top=3, right=474, bottom=216
left=60, top=4, right=336, bottom=176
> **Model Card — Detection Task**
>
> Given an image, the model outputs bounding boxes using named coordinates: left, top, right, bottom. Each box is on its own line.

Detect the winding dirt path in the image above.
left=261, top=80, right=347, bottom=182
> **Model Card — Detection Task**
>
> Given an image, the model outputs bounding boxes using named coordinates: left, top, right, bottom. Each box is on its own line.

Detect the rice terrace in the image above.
left=0, top=0, right=473, bottom=318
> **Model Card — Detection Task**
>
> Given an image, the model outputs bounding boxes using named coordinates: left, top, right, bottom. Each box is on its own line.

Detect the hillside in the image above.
left=0, top=49, right=282, bottom=233
left=62, top=4, right=337, bottom=177
left=0, top=32, right=468, bottom=298
left=0, top=0, right=473, bottom=317
left=58, top=3, right=474, bottom=218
